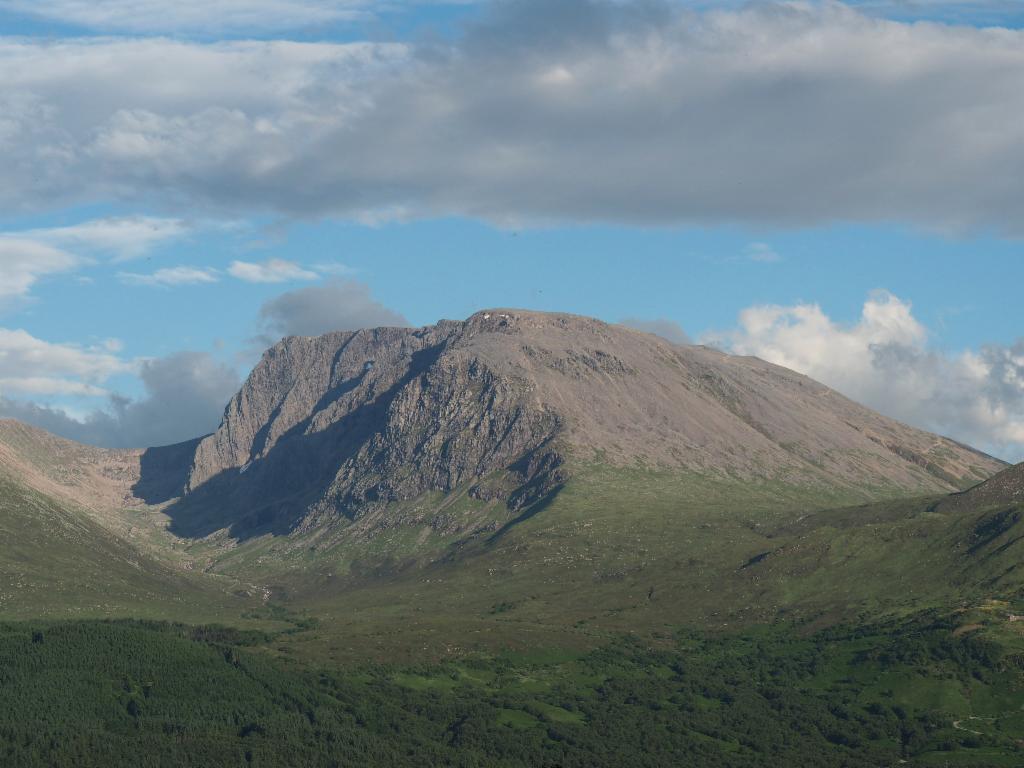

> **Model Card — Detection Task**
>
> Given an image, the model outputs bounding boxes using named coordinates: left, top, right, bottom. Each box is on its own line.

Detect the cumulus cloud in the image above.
left=0, top=216, right=192, bottom=303
left=0, top=277, right=406, bottom=446
left=0, top=36, right=407, bottom=214
left=0, top=328, right=132, bottom=392
left=0, top=239, right=80, bottom=302
left=0, top=325, right=240, bottom=447
left=119, top=266, right=219, bottom=286
left=258, top=279, right=409, bottom=339
left=228, top=258, right=318, bottom=283
left=0, top=275, right=407, bottom=447
left=0, top=377, right=108, bottom=397
left=4, top=2, right=1024, bottom=231
left=620, top=317, right=691, bottom=345
left=710, top=291, right=1024, bottom=461
left=0, top=352, right=240, bottom=448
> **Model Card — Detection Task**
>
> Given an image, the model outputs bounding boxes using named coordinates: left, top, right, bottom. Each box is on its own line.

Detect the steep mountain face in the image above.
left=168, top=310, right=1001, bottom=539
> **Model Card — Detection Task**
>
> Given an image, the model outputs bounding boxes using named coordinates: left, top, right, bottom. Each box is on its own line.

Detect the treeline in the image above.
left=0, top=615, right=1020, bottom=766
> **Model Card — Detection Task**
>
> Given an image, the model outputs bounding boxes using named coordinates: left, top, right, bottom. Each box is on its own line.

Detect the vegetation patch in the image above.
left=1, top=611, right=1024, bottom=766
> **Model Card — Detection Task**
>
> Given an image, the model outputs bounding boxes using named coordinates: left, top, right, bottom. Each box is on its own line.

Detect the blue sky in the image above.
left=1, top=0, right=1023, bottom=458
left=15, top=218, right=1023, bottom=355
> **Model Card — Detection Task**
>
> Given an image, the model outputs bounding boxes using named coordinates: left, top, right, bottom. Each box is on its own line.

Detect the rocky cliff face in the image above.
left=171, top=309, right=1002, bottom=539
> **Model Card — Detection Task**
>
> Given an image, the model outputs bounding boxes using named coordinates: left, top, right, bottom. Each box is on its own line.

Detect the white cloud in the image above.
left=0, top=377, right=108, bottom=397
left=849, top=0, right=1024, bottom=24
left=0, top=216, right=194, bottom=302
left=709, top=291, right=1024, bottom=461
left=0, top=328, right=133, bottom=396
left=119, top=266, right=219, bottom=286
left=0, top=36, right=407, bottom=214
left=0, top=322, right=240, bottom=448
left=20, top=216, right=189, bottom=262
left=229, top=258, right=318, bottom=283
left=0, top=239, right=80, bottom=301
left=684, top=0, right=1024, bottom=20
left=0, top=351, right=241, bottom=448
left=3, top=3, right=1024, bottom=230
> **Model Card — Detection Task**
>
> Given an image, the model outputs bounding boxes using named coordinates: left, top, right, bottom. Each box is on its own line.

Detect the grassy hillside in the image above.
left=0, top=476, right=259, bottom=625
left=5, top=457, right=1024, bottom=660
left=170, top=465, right=1024, bottom=662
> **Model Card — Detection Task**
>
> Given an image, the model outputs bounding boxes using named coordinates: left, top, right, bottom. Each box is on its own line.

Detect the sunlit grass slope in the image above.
left=215, top=465, right=1024, bottom=662
left=0, top=477, right=257, bottom=624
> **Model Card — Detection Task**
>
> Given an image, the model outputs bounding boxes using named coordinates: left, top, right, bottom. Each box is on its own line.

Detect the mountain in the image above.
left=2, top=312, right=1023, bottom=767
left=0, top=309, right=1010, bottom=636
left=158, top=309, right=999, bottom=542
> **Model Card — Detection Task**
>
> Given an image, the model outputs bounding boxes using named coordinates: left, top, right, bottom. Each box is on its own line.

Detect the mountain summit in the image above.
left=154, top=309, right=999, bottom=539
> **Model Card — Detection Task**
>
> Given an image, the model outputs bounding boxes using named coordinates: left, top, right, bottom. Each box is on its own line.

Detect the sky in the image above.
left=1, top=0, right=1023, bottom=461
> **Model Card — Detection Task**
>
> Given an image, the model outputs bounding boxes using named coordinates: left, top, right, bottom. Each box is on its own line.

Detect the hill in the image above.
left=0, top=419, right=141, bottom=512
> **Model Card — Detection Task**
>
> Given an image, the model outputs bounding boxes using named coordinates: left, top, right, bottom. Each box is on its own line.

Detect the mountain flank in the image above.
left=940, top=461, right=1024, bottom=513
left=0, top=419, right=141, bottom=512
left=0, top=308, right=1019, bottom=659
left=159, top=309, right=1001, bottom=539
